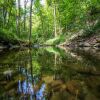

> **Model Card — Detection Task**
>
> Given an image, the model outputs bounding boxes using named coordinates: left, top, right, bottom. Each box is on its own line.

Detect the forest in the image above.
left=0, top=0, right=99, bottom=47
left=0, top=0, right=100, bottom=100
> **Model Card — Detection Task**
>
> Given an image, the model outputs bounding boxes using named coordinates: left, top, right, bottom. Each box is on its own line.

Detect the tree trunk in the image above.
left=54, top=3, right=57, bottom=37
left=2, top=7, right=7, bottom=28
left=29, top=49, right=33, bottom=83
left=24, top=0, right=28, bottom=31
left=29, top=0, right=33, bottom=44
left=18, top=0, right=20, bottom=37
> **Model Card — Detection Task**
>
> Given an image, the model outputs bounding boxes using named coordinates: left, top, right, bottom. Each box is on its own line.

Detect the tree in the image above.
left=24, top=0, right=28, bottom=31
left=29, top=0, right=33, bottom=44
left=18, top=0, right=21, bottom=37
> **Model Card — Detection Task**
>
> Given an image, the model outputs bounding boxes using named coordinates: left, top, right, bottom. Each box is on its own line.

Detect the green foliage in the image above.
left=46, top=47, right=60, bottom=55
left=33, top=0, right=99, bottom=43
left=32, top=61, right=41, bottom=76
left=0, top=0, right=99, bottom=45
left=45, top=34, right=66, bottom=45
left=53, top=34, right=66, bottom=44
left=0, top=28, right=19, bottom=44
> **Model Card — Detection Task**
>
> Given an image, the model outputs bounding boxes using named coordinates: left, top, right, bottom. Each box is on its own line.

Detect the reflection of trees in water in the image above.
left=4, top=69, right=12, bottom=81
left=18, top=80, right=46, bottom=100
left=71, top=48, right=100, bottom=68
left=29, top=49, right=33, bottom=83
left=0, top=48, right=100, bottom=100
left=16, top=48, right=100, bottom=100
left=18, top=49, right=42, bottom=82
left=17, top=49, right=47, bottom=100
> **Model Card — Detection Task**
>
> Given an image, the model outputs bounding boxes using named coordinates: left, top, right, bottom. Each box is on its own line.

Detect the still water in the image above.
left=0, top=47, right=100, bottom=100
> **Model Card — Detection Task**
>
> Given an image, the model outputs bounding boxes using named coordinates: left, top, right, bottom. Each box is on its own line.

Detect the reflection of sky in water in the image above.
left=18, top=80, right=34, bottom=95
left=36, top=83, right=46, bottom=100
left=18, top=67, right=39, bottom=82
left=18, top=80, right=46, bottom=100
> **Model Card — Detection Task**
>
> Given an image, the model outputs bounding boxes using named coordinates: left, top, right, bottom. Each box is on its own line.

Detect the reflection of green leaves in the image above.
left=32, top=61, right=41, bottom=75
left=45, top=47, right=60, bottom=55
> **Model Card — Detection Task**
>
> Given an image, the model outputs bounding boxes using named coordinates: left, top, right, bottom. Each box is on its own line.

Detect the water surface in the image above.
left=0, top=47, right=100, bottom=100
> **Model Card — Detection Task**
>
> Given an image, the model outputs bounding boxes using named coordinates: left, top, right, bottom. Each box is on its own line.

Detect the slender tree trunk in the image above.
left=40, top=13, right=44, bottom=34
left=54, top=3, right=57, bottom=37
left=1, top=4, right=4, bottom=28
left=2, top=7, right=7, bottom=28
left=29, top=0, right=33, bottom=44
left=7, top=8, right=12, bottom=27
left=15, top=0, right=18, bottom=35
left=24, top=0, right=28, bottom=31
left=18, top=0, right=20, bottom=37
left=16, top=15, right=18, bottom=35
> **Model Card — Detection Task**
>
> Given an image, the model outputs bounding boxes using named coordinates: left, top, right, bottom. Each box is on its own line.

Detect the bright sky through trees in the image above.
left=19, top=0, right=45, bottom=8
left=40, top=0, right=46, bottom=5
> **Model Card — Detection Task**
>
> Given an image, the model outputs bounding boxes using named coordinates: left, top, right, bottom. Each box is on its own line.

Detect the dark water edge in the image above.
left=0, top=47, right=100, bottom=100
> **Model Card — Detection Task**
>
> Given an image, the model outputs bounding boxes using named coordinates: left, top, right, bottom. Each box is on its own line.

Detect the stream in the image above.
left=0, top=47, right=100, bottom=100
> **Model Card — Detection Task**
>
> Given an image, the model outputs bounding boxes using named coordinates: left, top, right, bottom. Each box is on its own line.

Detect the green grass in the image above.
left=45, top=34, right=66, bottom=45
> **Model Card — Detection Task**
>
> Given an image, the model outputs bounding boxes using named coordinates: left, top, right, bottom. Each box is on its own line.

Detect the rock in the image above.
left=66, top=80, right=80, bottom=95
left=83, top=47, right=91, bottom=51
left=83, top=42, right=91, bottom=47
left=94, top=43, right=100, bottom=47
left=78, top=42, right=84, bottom=47
left=10, top=45, right=20, bottom=49
left=48, top=80, right=64, bottom=92
left=66, top=80, right=86, bottom=97
left=0, top=46, right=7, bottom=49
left=66, top=34, right=100, bottom=48
left=78, top=42, right=91, bottom=47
